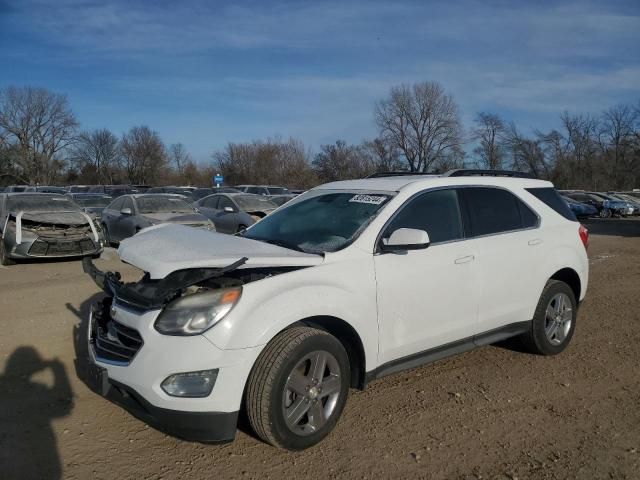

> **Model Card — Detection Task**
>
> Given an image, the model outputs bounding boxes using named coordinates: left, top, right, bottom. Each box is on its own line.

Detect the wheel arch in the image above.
left=297, top=316, right=367, bottom=390
left=549, top=267, right=581, bottom=303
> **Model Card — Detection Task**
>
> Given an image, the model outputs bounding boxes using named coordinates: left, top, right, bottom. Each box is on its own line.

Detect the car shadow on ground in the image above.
left=582, top=218, right=640, bottom=237
left=0, top=346, right=74, bottom=480
left=65, top=294, right=263, bottom=445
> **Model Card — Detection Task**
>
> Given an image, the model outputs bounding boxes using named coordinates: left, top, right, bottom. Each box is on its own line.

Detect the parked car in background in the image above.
left=4, top=185, right=35, bottom=192
left=146, top=186, right=195, bottom=202
left=84, top=170, right=588, bottom=450
left=192, top=187, right=242, bottom=202
left=35, top=186, right=67, bottom=194
left=560, top=195, right=597, bottom=219
left=68, top=185, right=92, bottom=193
left=101, top=194, right=214, bottom=245
left=607, top=193, right=640, bottom=215
left=269, top=194, right=296, bottom=207
left=67, top=193, right=113, bottom=222
left=88, top=185, right=135, bottom=197
left=0, top=193, right=104, bottom=265
left=195, top=193, right=278, bottom=233
left=562, top=191, right=628, bottom=218
left=588, top=192, right=634, bottom=217
left=236, top=185, right=291, bottom=196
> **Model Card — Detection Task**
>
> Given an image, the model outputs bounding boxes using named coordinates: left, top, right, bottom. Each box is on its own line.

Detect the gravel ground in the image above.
left=1, top=218, right=639, bottom=480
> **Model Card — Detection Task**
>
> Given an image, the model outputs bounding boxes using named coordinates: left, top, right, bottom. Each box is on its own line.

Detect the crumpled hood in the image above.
left=118, top=223, right=323, bottom=279
left=16, top=210, right=90, bottom=226
left=140, top=212, right=210, bottom=224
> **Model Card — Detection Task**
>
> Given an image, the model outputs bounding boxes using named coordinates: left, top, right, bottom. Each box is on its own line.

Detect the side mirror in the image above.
left=223, top=206, right=235, bottom=213
left=120, top=208, right=133, bottom=215
left=381, top=228, right=430, bottom=252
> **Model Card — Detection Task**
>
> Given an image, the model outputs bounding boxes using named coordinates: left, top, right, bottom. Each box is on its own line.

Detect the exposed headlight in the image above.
left=154, top=287, right=241, bottom=335
left=161, top=369, right=218, bottom=397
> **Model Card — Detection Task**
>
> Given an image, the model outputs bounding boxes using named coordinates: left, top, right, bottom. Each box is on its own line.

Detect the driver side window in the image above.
left=203, top=196, right=220, bottom=209
left=384, top=189, right=464, bottom=244
left=219, top=197, right=235, bottom=211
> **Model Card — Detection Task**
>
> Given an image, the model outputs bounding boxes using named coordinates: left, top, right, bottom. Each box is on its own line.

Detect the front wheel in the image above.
left=0, top=240, right=16, bottom=266
left=245, top=326, right=351, bottom=450
left=599, top=208, right=612, bottom=218
left=519, top=280, right=577, bottom=355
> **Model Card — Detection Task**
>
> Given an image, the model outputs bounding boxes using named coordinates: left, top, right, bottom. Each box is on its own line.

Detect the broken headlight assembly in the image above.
left=154, top=287, right=242, bottom=335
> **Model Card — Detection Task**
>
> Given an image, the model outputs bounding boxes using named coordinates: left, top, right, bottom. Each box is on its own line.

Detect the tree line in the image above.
left=1, top=84, right=639, bottom=190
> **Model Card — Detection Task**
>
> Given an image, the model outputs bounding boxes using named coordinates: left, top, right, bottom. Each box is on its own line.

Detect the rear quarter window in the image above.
left=526, top=188, right=577, bottom=221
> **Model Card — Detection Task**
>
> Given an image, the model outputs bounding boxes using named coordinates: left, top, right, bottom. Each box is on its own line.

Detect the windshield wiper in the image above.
left=260, top=238, right=307, bottom=253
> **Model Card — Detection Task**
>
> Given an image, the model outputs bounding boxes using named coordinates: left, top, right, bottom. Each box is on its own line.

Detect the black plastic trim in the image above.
left=364, top=321, right=531, bottom=385
left=105, top=379, right=238, bottom=443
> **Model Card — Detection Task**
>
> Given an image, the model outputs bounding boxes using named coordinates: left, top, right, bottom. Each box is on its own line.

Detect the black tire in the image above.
left=102, top=223, right=112, bottom=247
left=245, top=326, right=351, bottom=450
left=599, top=208, right=612, bottom=218
left=0, top=239, right=16, bottom=266
left=519, top=280, right=577, bottom=355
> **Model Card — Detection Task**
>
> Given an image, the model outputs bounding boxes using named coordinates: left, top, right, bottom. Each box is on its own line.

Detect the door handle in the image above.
left=528, top=238, right=543, bottom=246
left=454, top=255, right=474, bottom=264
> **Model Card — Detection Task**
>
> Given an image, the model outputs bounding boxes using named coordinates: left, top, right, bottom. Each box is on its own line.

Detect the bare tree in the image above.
left=503, top=123, right=550, bottom=178
left=598, top=104, right=637, bottom=188
left=70, top=129, right=120, bottom=184
left=471, top=112, right=506, bottom=169
left=168, top=143, right=191, bottom=177
left=361, top=137, right=403, bottom=172
left=120, top=126, right=167, bottom=184
left=213, top=137, right=316, bottom=188
left=312, top=140, right=376, bottom=182
left=0, top=86, right=78, bottom=184
left=375, top=81, right=463, bottom=172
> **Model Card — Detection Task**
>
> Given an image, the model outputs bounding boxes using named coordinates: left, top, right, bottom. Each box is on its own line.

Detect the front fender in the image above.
left=203, top=255, right=379, bottom=370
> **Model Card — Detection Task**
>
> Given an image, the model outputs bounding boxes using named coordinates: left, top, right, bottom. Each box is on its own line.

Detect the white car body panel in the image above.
left=118, top=223, right=323, bottom=279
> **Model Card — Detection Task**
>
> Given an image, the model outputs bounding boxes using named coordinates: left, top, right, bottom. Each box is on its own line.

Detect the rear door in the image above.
left=459, top=187, right=542, bottom=334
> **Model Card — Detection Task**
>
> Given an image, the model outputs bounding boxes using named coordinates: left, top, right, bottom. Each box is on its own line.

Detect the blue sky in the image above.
left=1, top=0, right=639, bottom=162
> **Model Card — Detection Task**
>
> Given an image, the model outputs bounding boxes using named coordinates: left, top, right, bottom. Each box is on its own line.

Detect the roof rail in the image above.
left=365, top=171, right=433, bottom=178
left=445, top=169, right=536, bottom=179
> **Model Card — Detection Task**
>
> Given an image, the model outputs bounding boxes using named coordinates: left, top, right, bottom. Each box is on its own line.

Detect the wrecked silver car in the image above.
left=0, top=193, right=105, bottom=266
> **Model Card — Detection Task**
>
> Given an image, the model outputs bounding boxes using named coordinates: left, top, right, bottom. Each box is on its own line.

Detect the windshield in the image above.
left=73, top=195, right=112, bottom=207
left=267, top=187, right=288, bottom=195
left=243, top=191, right=392, bottom=253
left=137, top=196, right=195, bottom=214
left=234, top=195, right=278, bottom=211
left=7, top=195, right=80, bottom=212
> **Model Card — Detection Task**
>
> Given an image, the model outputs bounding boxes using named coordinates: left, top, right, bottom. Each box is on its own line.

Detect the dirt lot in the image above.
left=1, top=218, right=639, bottom=480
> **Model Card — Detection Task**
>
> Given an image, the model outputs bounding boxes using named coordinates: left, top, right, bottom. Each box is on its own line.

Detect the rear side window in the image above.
left=462, top=187, right=537, bottom=237
left=526, top=188, right=577, bottom=221
left=385, top=189, right=464, bottom=244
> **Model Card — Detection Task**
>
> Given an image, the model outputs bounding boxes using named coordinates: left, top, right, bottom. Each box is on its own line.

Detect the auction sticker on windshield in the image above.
left=349, top=194, right=387, bottom=205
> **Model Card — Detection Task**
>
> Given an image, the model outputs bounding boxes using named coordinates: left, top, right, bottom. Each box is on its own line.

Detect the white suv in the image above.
left=84, top=170, right=589, bottom=450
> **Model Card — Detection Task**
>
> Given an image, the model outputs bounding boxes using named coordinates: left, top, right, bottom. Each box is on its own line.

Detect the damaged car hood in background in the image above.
left=117, top=223, right=323, bottom=279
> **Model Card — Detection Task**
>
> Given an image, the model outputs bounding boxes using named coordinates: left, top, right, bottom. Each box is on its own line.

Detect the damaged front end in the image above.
left=83, top=256, right=302, bottom=312
left=5, top=210, right=103, bottom=259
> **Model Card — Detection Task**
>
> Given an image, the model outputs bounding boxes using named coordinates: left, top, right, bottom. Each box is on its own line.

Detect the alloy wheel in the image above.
left=544, top=292, right=573, bottom=345
left=282, top=350, right=342, bottom=436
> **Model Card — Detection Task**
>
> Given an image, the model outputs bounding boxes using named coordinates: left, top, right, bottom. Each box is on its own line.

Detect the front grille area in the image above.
left=91, top=300, right=143, bottom=365
left=28, top=236, right=96, bottom=256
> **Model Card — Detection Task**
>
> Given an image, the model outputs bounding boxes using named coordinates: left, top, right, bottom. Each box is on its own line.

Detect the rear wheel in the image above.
left=246, top=326, right=350, bottom=450
left=519, top=280, right=577, bottom=355
left=0, top=240, right=16, bottom=266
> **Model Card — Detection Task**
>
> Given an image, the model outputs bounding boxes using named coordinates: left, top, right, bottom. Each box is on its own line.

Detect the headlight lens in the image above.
left=154, top=287, right=241, bottom=335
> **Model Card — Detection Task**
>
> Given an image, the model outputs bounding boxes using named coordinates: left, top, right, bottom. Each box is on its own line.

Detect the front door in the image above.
left=374, top=188, right=478, bottom=365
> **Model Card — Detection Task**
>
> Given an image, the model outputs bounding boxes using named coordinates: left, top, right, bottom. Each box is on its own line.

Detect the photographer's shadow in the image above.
left=0, top=347, right=73, bottom=480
